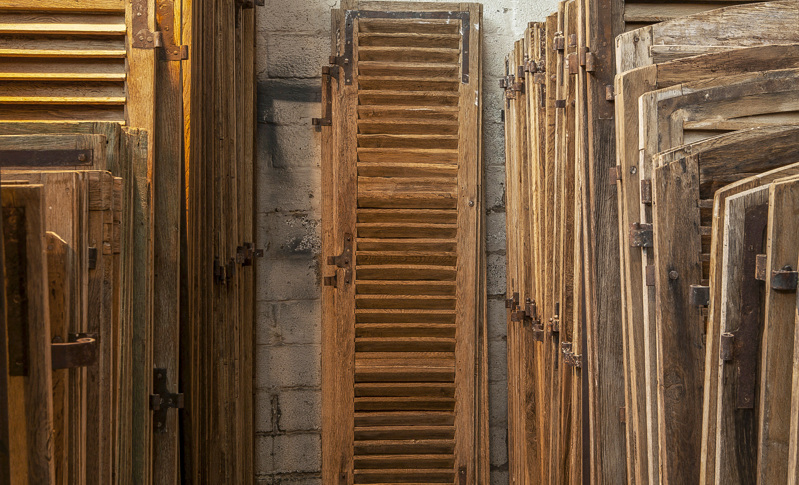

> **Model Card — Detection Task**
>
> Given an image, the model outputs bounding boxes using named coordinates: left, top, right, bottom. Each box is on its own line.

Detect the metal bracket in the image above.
left=550, top=302, right=560, bottom=333
left=584, top=51, right=596, bottom=72
left=640, top=179, right=652, bottom=204
left=689, top=285, right=710, bottom=306
left=52, top=333, right=98, bottom=370
left=771, top=265, right=798, bottom=291
left=327, top=233, right=353, bottom=285
left=629, top=223, right=653, bottom=248
left=150, top=368, right=184, bottom=433
left=342, top=10, right=470, bottom=84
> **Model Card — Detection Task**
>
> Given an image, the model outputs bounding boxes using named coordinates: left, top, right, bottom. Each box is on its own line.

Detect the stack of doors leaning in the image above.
left=0, top=0, right=258, bottom=483
left=502, top=0, right=799, bottom=483
left=318, top=1, right=490, bottom=483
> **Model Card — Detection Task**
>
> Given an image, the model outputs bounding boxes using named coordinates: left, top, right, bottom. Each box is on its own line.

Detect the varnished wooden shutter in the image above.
left=0, top=0, right=128, bottom=122
left=322, top=2, right=486, bottom=483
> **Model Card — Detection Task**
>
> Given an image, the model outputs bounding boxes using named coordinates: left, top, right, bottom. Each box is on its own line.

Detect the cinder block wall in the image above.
left=255, top=1, right=557, bottom=482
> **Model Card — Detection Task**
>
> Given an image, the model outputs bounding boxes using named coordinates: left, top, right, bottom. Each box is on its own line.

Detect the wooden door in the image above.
left=321, top=2, right=486, bottom=483
left=1, top=183, right=55, bottom=485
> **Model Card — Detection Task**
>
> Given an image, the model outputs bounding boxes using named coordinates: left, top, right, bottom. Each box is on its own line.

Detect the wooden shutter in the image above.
left=321, top=2, right=486, bottom=483
left=0, top=0, right=128, bottom=122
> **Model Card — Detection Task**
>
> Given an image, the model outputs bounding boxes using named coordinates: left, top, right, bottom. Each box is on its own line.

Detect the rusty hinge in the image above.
left=132, top=0, right=188, bottom=60
left=525, top=59, right=545, bottom=74
left=236, top=242, right=264, bottom=266
left=313, top=66, right=334, bottom=128
left=629, top=223, right=654, bottom=248
left=606, top=85, right=615, bottom=101
left=567, top=53, right=578, bottom=75
left=150, top=368, right=184, bottom=433
left=720, top=333, right=734, bottom=361
left=554, top=99, right=567, bottom=109
left=553, top=35, right=565, bottom=51
left=51, top=333, right=98, bottom=370
left=327, top=233, right=353, bottom=285
left=640, top=180, right=652, bottom=204
left=506, top=291, right=520, bottom=309
left=562, top=342, right=582, bottom=367
left=609, top=165, right=621, bottom=184
left=550, top=302, right=560, bottom=333
left=771, top=265, right=798, bottom=291
left=532, top=321, right=545, bottom=342
left=690, top=285, right=710, bottom=306
left=584, top=52, right=596, bottom=72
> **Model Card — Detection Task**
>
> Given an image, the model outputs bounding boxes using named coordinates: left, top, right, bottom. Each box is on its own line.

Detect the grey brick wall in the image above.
left=254, top=1, right=557, bottom=482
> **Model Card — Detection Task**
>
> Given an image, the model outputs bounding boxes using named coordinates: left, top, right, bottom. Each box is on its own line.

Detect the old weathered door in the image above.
left=320, top=2, right=487, bottom=483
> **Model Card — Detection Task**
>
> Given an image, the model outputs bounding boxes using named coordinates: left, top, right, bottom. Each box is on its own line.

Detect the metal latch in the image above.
left=629, top=223, right=654, bottom=248
left=150, top=368, right=184, bottom=433
left=689, top=285, right=710, bottom=306
left=51, top=333, right=98, bottom=370
left=327, top=233, right=353, bottom=285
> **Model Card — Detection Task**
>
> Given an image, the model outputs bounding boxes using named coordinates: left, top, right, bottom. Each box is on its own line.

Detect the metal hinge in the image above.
left=131, top=0, right=189, bottom=60
left=567, top=53, right=578, bottom=75
left=771, top=265, right=798, bottom=291
left=640, top=180, right=652, bottom=204
left=150, top=368, right=184, bottom=433
left=550, top=302, right=560, bottom=333
left=505, top=292, right=519, bottom=309
left=327, top=233, right=353, bottom=285
left=720, top=333, right=734, bottom=361
left=629, top=222, right=654, bottom=248
left=236, top=242, right=264, bottom=266
left=689, top=285, right=710, bottom=306
left=553, top=35, right=565, bottom=51
left=562, top=342, right=582, bottom=368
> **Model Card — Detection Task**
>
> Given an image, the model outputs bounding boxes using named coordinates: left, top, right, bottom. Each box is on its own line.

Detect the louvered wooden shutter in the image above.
left=0, top=0, right=134, bottom=123
left=321, top=2, right=487, bottom=483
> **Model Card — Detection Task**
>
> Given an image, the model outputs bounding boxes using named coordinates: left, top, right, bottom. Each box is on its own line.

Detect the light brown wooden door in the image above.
left=321, top=2, right=487, bottom=483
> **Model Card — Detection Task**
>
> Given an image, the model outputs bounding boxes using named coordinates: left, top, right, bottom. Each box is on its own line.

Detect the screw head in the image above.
left=668, top=270, right=679, bottom=280
left=468, top=200, right=475, bottom=207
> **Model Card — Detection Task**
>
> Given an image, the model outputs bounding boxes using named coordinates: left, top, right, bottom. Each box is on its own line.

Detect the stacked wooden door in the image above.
left=320, top=2, right=488, bottom=483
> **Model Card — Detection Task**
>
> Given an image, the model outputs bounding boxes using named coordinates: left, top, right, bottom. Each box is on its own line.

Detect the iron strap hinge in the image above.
left=150, top=368, right=184, bottom=433
left=131, top=0, right=189, bottom=61
left=629, top=222, right=654, bottom=248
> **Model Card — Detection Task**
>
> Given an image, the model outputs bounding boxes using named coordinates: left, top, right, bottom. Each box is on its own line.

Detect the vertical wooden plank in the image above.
left=152, top=0, right=184, bottom=480
left=652, top=157, right=703, bottom=484
left=0, top=183, right=8, bottom=485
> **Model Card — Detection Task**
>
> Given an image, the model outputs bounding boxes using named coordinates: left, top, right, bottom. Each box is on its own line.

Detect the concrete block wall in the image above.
left=254, top=0, right=557, bottom=482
